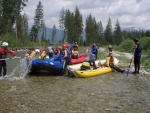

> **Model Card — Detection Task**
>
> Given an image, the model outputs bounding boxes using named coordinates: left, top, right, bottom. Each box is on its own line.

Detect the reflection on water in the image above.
left=0, top=51, right=150, bottom=113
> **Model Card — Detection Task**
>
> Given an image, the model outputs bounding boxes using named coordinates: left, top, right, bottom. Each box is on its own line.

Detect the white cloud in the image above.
left=24, top=0, right=150, bottom=30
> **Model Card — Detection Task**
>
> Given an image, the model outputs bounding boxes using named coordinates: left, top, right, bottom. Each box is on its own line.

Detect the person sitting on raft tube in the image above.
left=0, top=42, right=17, bottom=77
left=38, top=51, right=49, bottom=59
left=105, top=52, right=125, bottom=73
left=25, top=48, right=40, bottom=65
left=83, top=53, right=97, bottom=69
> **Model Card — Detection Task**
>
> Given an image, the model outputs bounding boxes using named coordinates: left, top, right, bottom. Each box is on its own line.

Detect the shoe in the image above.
left=136, top=71, right=139, bottom=74
left=93, top=67, right=97, bottom=69
left=132, top=71, right=136, bottom=75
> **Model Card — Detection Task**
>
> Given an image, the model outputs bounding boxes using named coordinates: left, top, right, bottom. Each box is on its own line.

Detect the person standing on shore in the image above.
left=0, top=42, right=16, bottom=77
left=91, top=43, right=98, bottom=60
left=132, top=38, right=142, bottom=75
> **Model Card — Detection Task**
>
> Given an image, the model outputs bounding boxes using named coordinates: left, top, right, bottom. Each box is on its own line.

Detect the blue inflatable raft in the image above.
left=30, top=55, right=65, bottom=75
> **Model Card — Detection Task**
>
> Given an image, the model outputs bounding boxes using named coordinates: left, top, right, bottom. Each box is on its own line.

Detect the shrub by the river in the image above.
left=117, top=39, right=135, bottom=52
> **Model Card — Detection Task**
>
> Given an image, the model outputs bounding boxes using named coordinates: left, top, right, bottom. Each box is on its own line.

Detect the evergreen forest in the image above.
left=0, top=0, right=150, bottom=53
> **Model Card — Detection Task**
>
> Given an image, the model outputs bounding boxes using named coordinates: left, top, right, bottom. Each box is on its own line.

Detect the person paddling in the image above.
left=0, top=42, right=17, bottom=77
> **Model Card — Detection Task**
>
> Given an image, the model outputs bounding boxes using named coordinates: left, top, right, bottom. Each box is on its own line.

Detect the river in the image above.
left=0, top=51, right=150, bottom=113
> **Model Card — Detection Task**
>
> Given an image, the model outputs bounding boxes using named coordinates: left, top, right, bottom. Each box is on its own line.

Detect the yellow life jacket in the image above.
left=81, top=62, right=91, bottom=70
left=38, top=51, right=46, bottom=59
left=30, top=51, right=36, bottom=56
left=106, top=57, right=110, bottom=67
left=82, top=62, right=90, bottom=67
left=72, top=50, right=79, bottom=54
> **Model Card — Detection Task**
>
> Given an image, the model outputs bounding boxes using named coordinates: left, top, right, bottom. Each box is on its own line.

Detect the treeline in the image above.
left=0, top=1, right=150, bottom=50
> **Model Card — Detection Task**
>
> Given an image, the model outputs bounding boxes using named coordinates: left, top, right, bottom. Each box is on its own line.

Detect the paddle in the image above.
left=0, top=57, right=22, bottom=60
left=126, top=58, right=133, bottom=77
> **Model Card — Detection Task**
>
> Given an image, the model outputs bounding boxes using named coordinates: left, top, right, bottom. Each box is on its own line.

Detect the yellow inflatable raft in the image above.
left=67, top=58, right=119, bottom=78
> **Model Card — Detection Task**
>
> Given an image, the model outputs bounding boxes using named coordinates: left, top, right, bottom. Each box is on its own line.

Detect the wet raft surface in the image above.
left=0, top=73, right=150, bottom=113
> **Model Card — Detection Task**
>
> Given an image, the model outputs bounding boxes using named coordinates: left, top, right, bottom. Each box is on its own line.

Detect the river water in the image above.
left=0, top=51, right=150, bottom=113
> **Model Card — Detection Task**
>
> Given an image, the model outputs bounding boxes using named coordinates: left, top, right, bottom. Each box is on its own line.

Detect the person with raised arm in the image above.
left=0, top=42, right=16, bottom=77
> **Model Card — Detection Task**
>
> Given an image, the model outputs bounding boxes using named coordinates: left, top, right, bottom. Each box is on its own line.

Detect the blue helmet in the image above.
left=90, top=54, right=95, bottom=57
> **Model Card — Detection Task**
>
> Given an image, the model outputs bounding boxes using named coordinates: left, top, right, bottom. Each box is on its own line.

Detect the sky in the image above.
left=23, top=0, right=150, bottom=30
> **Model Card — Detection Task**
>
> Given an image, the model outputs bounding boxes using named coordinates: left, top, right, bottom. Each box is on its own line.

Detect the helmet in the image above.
left=108, top=44, right=112, bottom=49
left=2, top=42, right=9, bottom=47
left=62, top=44, right=67, bottom=48
left=35, top=49, right=40, bottom=53
left=90, top=54, right=96, bottom=57
left=133, top=38, right=138, bottom=42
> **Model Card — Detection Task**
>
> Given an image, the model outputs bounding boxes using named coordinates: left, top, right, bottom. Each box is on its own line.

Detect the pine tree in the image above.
left=65, top=9, right=75, bottom=43
left=20, top=14, right=28, bottom=39
left=59, top=6, right=83, bottom=44
left=0, top=0, right=28, bottom=36
left=104, top=18, right=113, bottom=44
left=52, top=24, right=57, bottom=43
left=74, top=6, right=83, bottom=43
left=97, top=21, right=103, bottom=38
left=114, top=19, right=123, bottom=45
left=85, top=14, right=93, bottom=44
left=59, top=7, right=66, bottom=43
left=41, top=19, right=46, bottom=41
left=33, top=1, right=44, bottom=42
left=85, top=14, right=98, bottom=45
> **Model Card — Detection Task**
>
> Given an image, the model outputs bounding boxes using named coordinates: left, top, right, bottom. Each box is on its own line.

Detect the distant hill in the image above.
left=29, top=26, right=149, bottom=42
left=45, top=27, right=86, bottom=42
left=46, top=28, right=63, bottom=42
left=122, top=27, right=148, bottom=32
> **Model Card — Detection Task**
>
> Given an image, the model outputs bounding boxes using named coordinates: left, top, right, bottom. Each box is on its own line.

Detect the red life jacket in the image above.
left=109, top=56, right=114, bottom=64
left=0, top=47, right=15, bottom=59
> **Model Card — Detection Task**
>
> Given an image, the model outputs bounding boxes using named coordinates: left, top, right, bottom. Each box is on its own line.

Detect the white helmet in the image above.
left=35, top=49, right=40, bottom=53
left=2, top=42, right=9, bottom=47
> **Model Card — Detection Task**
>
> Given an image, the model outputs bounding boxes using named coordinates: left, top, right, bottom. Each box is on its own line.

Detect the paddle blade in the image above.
left=126, top=68, right=130, bottom=77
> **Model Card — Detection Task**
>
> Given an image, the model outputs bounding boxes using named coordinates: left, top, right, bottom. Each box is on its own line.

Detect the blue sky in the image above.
left=23, top=0, right=150, bottom=30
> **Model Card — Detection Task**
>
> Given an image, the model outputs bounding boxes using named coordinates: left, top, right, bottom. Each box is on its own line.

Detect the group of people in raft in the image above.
left=0, top=38, right=142, bottom=77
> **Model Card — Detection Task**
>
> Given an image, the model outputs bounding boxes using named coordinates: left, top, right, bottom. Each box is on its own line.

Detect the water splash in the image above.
left=0, top=57, right=30, bottom=81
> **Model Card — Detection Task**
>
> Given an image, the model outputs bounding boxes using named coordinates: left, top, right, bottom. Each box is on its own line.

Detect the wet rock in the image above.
left=89, top=93, right=95, bottom=96
left=105, top=108, right=110, bottom=111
